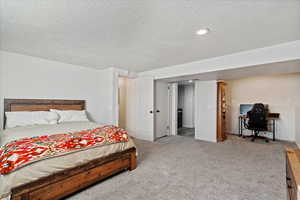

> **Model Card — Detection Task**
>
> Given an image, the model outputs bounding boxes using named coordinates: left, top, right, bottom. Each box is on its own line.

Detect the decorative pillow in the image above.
left=50, top=109, right=89, bottom=123
left=5, top=111, right=59, bottom=129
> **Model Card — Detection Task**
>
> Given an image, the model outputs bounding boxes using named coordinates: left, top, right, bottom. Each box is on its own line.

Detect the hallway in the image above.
left=178, top=127, right=195, bottom=138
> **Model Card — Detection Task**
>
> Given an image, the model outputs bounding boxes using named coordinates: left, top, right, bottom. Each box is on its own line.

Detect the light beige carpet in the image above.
left=66, top=135, right=296, bottom=200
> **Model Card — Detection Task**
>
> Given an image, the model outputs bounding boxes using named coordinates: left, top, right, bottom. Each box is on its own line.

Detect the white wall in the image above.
left=195, top=80, right=217, bottom=142
left=0, top=51, right=118, bottom=129
left=139, top=40, right=300, bottom=80
left=178, top=84, right=194, bottom=128
left=170, top=83, right=178, bottom=136
left=295, top=106, right=300, bottom=148
left=226, top=73, right=300, bottom=141
left=296, top=106, right=300, bottom=147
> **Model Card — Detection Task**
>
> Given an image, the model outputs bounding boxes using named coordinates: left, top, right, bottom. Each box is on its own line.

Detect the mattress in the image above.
left=0, top=122, right=136, bottom=200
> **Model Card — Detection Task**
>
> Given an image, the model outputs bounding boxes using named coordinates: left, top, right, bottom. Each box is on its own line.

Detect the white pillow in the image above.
left=5, top=111, right=59, bottom=129
left=50, top=109, right=89, bottom=123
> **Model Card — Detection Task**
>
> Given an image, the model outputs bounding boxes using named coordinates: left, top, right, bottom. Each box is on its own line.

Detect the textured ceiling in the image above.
left=1, top=0, right=300, bottom=72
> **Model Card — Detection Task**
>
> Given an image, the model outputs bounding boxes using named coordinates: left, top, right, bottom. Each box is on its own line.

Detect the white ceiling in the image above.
left=1, top=0, right=300, bottom=72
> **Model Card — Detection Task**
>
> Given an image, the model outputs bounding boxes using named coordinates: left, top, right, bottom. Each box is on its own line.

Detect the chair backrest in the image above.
left=247, top=103, right=268, bottom=130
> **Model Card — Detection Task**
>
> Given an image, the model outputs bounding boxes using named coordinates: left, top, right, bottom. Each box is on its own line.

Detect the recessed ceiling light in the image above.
left=188, top=80, right=193, bottom=83
left=196, top=28, right=210, bottom=35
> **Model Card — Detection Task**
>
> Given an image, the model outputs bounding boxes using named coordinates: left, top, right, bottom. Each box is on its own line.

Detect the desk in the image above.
left=238, top=113, right=280, bottom=141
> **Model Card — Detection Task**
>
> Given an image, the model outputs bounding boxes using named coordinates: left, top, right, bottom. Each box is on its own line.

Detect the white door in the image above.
left=126, top=77, right=154, bottom=141
left=155, top=81, right=170, bottom=139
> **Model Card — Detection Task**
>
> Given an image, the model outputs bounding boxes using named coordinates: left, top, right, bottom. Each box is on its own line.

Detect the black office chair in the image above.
left=244, top=103, right=269, bottom=142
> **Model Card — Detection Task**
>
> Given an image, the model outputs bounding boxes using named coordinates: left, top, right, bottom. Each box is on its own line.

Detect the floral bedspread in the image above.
left=0, top=125, right=129, bottom=175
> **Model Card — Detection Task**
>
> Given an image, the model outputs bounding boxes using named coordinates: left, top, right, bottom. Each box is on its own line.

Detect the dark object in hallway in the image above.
left=177, top=108, right=183, bottom=128
left=244, top=103, right=269, bottom=142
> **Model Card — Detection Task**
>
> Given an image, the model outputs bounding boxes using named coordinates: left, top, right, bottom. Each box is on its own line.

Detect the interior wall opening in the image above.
left=118, top=76, right=128, bottom=129
left=225, top=72, right=300, bottom=142
left=177, top=82, right=195, bottom=138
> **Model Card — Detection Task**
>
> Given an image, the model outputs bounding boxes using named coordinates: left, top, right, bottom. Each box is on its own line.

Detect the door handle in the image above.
left=156, top=110, right=160, bottom=113
left=150, top=110, right=153, bottom=114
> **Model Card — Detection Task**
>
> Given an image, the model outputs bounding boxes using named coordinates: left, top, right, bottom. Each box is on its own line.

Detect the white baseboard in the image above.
left=228, top=131, right=296, bottom=143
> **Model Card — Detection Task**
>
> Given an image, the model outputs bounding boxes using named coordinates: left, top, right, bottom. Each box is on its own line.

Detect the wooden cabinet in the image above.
left=217, top=82, right=227, bottom=142
left=286, top=148, right=300, bottom=200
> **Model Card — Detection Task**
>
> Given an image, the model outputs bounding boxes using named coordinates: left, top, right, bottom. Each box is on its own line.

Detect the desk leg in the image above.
left=240, top=118, right=243, bottom=137
left=273, top=119, right=275, bottom=141
left=238, top=117, right=241, bottom=136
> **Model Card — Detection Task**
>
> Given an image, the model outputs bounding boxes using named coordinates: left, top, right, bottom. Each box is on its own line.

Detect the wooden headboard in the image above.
left=3, top=99, right=85, bottom=129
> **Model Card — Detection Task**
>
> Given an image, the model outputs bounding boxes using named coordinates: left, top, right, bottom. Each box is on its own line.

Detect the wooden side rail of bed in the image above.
left=11, top=147, right=137, bottom=200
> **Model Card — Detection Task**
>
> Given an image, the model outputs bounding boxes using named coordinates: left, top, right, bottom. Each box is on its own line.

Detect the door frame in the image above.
left=169, top=82, right=196, bottom=138
left=169, top=83, right=178, bottom=136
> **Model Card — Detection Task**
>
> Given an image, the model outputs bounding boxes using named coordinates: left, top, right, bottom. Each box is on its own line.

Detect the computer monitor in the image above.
left=240, top=104, right=253, bottom=115
left=240, top=104, right=269, bottom=115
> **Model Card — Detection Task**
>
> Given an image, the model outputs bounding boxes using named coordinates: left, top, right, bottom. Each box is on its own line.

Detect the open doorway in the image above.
left=154, top=80, right=196, bottom=140
left=160, top=79, right=228, bottom=142
left=177, top=81, right=195, bottom=138
left=118, top=76, right=128, bottom=129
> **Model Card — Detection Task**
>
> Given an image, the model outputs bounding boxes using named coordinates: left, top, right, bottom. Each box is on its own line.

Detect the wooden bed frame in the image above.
left=3, top=99, right=137, bottom=200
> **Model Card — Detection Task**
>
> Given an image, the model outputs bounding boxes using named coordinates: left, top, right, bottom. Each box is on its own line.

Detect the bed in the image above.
left=1, top=99, right=137, bottom=200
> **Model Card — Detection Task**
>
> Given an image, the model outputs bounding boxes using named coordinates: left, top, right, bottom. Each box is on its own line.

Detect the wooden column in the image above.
left=217, top=82, right=227, bottom=142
